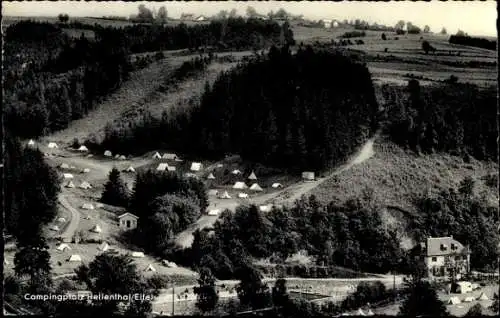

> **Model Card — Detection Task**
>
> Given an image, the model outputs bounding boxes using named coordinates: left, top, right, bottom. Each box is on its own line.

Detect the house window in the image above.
left=432, top=257, right=437, bottom=262
left=440, top=244, right=447, bottom=251
left=126, top=220, right=131, bottom=228
left=451, top=243, right=456, bottom=250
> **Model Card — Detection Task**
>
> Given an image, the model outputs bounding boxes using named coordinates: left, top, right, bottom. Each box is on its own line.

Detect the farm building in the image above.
left=233, top=182, right=248, bottom=189
left=248, top=171, right=258, bottom=180
left=207, top=173, right=216, bottom=180
left=249, top=183, right=263, bottom=192
left=68, top=254, right=82, bottom=262
left=104, top=150, right=112, bottom=157
left=81, top=203, right=95, bottom=210
left=238, top=192, right=249, bottom=199
left=271, top=183, right=283, bottom=188
left=79, top=181, right=92, bottom=189
left=63, top=173, right=74, bottom=179
left=153, top=152, right=162, bottom=159
left=220, top=191, right=231, bottom=199
left=77, top=145, right=88, bottom=152
left=48, top=142, right=58, bottom=149
left=118, top=212, right=139, bottom=231
left=65, top=181, right=75, bottom=188
left=163, top=153, right=178, bottom=160
left=156, top=163, right=169, bottom=171
left=302, top=171, right=315, bottom=181
left=190, top=162, right=202, bottom=171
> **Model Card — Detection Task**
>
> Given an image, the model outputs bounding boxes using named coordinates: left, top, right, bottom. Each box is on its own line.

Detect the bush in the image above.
left=340, top=31, right=366, bottom=38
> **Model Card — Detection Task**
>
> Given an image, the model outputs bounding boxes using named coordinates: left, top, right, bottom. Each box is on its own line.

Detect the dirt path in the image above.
left=58, top=194, right=81, bottom=243
left=174, top=134, right=378, bottom=248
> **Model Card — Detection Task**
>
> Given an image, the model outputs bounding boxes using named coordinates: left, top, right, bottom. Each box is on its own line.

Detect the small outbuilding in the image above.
left=190, top=162, right=202, bottom=172
left=302, top=171, right=315, bottom=181
left=118, top=212, right=139, bottom=231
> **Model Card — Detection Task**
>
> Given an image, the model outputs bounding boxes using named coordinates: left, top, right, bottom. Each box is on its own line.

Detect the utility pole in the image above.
left=172, top=285, right=175, bottom=316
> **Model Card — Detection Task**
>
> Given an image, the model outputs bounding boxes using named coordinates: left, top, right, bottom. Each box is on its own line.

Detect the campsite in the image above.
left=3, top=1, right=498, bottom=317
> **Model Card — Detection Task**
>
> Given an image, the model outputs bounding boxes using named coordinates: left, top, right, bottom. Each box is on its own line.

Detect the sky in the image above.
left=2, top=1, right=497, bottom=37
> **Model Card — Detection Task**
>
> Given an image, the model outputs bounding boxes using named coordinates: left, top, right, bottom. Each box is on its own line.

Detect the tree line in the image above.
left=384, top=79, right=497, bottom=161
left=449, top=34, right=496, bottom=51
left=101, top=45, right=379, bottom=172
left=4, top=21, right=131, bottom=138
left=175, top=194, right=406, bottom=280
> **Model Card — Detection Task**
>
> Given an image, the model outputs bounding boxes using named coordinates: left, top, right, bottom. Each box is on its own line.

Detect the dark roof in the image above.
left=425, top=236, right=470, bottom=256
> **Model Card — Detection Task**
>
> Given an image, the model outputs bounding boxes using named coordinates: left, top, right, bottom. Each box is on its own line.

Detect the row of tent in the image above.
left=152, top=152, right=180, bottom=160
left=233, top=182, right=264, bottom=191
left=65, top=181, right=92, bottom=189
left=448, top=293, right=490, bottom=304
left=343, top=308, right=375, bottom=316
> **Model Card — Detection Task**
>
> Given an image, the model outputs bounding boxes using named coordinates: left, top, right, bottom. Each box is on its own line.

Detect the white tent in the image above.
left=114, top=154, right=120, bottom=159
left=50, top=225, right=60, bottom=231
left=208, top=209, right=220, bottom=216
left=259, top=205, right=272, bottom=212
left=271, top=183, right=283, bottom=188
left=207, top=173, right=216, bottom=180
left=190, top=162, right=202, bottom=171
left=119, top=155, right=126, bottom=160
left=124, top=166, right=136, bottom=173
left=233, top=182, right=248, bottom=189
left=91, top=225, right=102, bottom=233
left=153, top=152, right=162, bottom=159
left=99, top=242, right=110, bottom=252
left=220, top=191, right=231, bottom=199
left=57, top=217, right=66, bottom=223
left=104, top=150, right=112, bottom=157
left=238, top=192, right=249, bottom=199
left=248, top=171, right=257, bottom=180
left=131, top=251, right=145, bottom=258
left=250, top=183, right=264, bottom=192
left=356, top=308, right=366, bottom=316
left=81, top=203, right=95, bottom=210
left=77, top=145, right=88, bottom=152
left=145, top=264, right=156, bottom=272
left=48, top=142, right=58, bottom=149
left=81, top=168, right=91, bottom=173
left=65, top=181, right=75, bottom=188
left=156, top=163, right=169, bottom=171
left=60, top=163, right=70, bottom=169
left=163, top=153, right=178, bottom=160
left=68, top=254, right=82, bottom=262
left=463, top=296, right=476, bottom=303
left=477, top=292, right=489, bottom=300
left=167, top=166, right=176, bottom=172
left=79, top=181, right=92, bottom=189
left=231, top=169, right=242, bottom=175
left=448, top=296, right=461, bottom=304
left=28, top=139, right=35, bottom=146
left=208, top=189, right=219, bottom=196
left=56, top=243, right=71, bottom=251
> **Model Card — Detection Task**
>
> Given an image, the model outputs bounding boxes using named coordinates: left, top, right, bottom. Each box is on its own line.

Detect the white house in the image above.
left=118, top=212, right=139, bottom=231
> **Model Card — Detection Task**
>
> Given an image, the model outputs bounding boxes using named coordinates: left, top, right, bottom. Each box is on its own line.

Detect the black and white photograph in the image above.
left=2, top=0, right=498, bottom=316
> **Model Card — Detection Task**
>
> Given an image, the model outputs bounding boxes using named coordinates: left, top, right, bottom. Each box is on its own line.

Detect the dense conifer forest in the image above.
left=102, top=46, right=380, bottom=172
left=384, top=80, right=497, bottom=161
left=448, top=34, right=497, bottom=51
